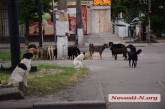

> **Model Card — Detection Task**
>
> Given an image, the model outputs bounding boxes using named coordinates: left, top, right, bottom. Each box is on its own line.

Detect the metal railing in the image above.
left=0, top=8, right=26, bottom=43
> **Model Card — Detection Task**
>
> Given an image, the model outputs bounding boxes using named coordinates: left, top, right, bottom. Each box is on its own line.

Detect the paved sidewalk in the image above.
left=84, top=32, right=124, bottom=45
left=0, top=32, right=163, bottom=50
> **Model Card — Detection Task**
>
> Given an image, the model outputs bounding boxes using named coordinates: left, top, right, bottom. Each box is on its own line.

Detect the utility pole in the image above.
left=56, top=0, right=69, bottom=59
left=142, top=0, right=151, bottom=42
left=76, top=0, right=84, bottom=46
left=8, top=0, right=20, bottom=69
left=52, top=0, right=56, bottom=42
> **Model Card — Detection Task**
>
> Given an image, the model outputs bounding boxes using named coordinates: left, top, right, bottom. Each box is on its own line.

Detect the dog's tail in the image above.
left=136, top=49, right=142, bottom=55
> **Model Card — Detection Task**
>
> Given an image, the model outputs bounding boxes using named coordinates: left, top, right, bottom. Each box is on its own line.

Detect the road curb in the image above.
left=33, top=100, right=106, bottom=109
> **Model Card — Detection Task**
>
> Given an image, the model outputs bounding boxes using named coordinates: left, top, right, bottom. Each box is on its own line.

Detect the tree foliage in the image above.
left=112, top=0, right=165, bottom=36
left=17, top=0, right=57, bottom=24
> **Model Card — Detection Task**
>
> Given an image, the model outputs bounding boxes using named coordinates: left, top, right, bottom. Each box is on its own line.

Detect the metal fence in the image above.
left=0, top=8, right=9, bottom=40
left=0, top=8, right=25, bottom=43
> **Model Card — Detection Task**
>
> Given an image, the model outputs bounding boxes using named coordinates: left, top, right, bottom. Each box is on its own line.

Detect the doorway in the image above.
left=92, top=9, right=111, bottom=33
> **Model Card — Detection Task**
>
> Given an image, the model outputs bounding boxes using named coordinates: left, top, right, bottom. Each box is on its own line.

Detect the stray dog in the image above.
left=127, top=44, right=142, bottom=68
left=89, top=43, right=108, bottom=59
left=68, top=45, right=80, bottom=60
left=27, top=44, right=39, bottom=59
left=73, top=52, right=85, bottom=69
left=38, top=47, right=48, bottom=60
left=53, top=47, right=57, bottom=60
left=8, top=53, right=33, bottom=87
left=109, top=42, right=127, bottom=60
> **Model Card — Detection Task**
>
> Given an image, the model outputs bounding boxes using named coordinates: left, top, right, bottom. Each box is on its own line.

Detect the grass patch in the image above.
left=0, top=64, right=89, bottom=96
left=0, top=71, right=10, bottom=84
left=0, top=50, right=26, bottom=61
left=0, top=51, right=11, bottom=61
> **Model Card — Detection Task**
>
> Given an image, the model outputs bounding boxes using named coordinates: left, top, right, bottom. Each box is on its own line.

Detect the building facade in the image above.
left=68, top=0, right=112, bottom=34
left=0, top=0, right=112, bottom=43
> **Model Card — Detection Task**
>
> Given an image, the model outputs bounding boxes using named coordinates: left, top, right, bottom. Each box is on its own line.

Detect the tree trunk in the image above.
left=8, top=0, right=20, bottom=69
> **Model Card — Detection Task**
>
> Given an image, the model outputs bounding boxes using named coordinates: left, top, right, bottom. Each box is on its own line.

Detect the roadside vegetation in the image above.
left=0, top=64, right=89, bottom=96
left=0, top=50, right=25, bottom=61
left=0, top=50, right=11, bottom=61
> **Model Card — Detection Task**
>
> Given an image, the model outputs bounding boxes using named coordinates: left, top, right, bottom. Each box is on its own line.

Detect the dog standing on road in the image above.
left=127, top=44, right=142, bottom=68
left=89, top=43, right=108, bottom=59
left=109, top=42, right=127, bottom=60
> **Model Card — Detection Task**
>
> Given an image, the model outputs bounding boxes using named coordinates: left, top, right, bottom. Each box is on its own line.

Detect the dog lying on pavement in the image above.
left=8, top=53, right=33, bottom=87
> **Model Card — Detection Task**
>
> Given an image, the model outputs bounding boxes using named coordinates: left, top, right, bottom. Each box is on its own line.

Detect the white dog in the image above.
left=73, top=53, right=85, bottom=69
left=8, top=53, right=33, bottom=87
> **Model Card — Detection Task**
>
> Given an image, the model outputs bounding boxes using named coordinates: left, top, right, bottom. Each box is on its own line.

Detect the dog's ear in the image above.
left=109, top=42, right=113, bottom=46
left=104, top=44, right=108, bottom=48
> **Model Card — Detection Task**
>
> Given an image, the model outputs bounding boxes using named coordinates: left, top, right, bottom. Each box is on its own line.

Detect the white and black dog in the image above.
left=8, top=53, right=33, bottom=87
left=73, top=52, right=85, bottom=69
left=127, top=44, right=142, bottom=68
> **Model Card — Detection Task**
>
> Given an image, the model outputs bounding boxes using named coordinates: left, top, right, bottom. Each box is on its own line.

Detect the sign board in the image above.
left=93, top=0, right=111, bottom=6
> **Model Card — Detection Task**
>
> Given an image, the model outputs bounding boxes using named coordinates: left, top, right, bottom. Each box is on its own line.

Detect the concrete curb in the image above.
left=33, top=101, right=106, bottom=109
left=0, top=87, right=24, bottom=101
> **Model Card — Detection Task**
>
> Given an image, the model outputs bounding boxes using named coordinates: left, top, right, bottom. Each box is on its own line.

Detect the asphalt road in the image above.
left=0, top=43, right=165, bottom=109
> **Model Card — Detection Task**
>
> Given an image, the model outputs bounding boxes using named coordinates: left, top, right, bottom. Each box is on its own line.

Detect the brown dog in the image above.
left=89, top=43, right=108, bottom=59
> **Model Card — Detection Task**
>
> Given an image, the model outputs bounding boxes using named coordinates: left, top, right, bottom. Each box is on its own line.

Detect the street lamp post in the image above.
left=76, top=0, right=84, bottom=46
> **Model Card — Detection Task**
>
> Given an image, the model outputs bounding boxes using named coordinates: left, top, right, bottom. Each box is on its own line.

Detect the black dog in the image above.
left=68, top=46, right=80, bottom=60
left=89, top=43, right=108, bottom=59
left=109, top=42, right=127, bottom=60
left=53, top=48, right=57, bottom=59
left=127, top=44, right=142, bottom=68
